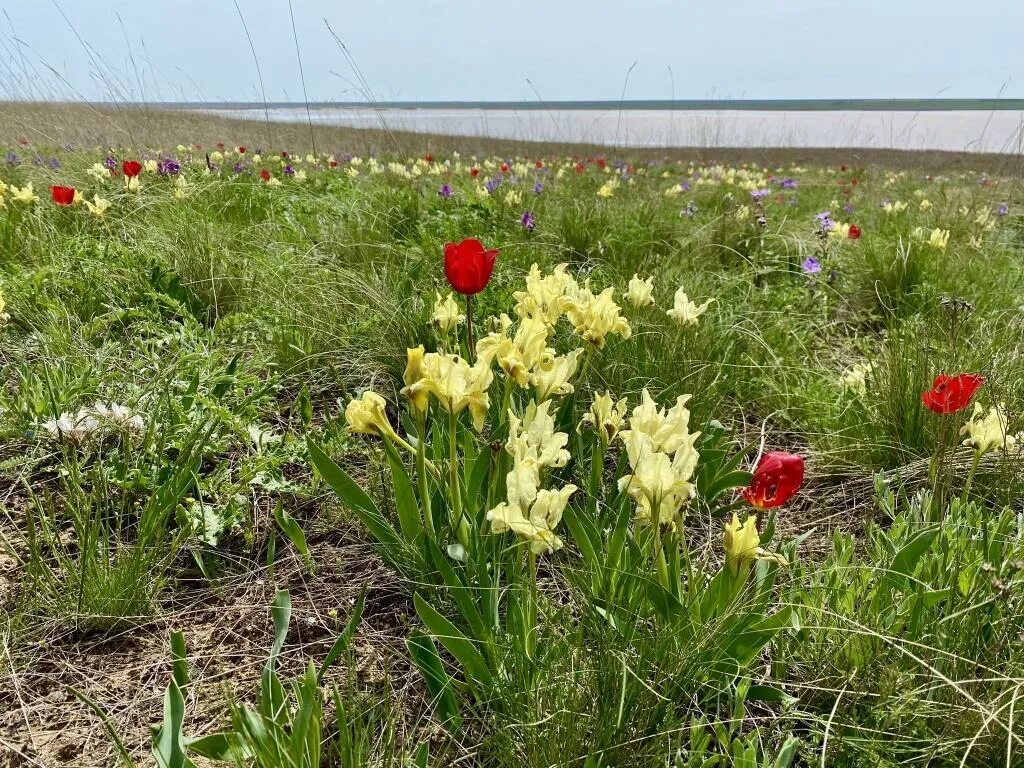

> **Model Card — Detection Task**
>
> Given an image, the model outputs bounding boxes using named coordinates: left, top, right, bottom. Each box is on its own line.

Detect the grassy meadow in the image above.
left=0, top=105, right=1023, bottom=767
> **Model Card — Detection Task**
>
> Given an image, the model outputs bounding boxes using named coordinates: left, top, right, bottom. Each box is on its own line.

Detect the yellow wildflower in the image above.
left=840, top=361, right=873, bottom=395
left=530, top=348, right=583, bottom=401
left=513, top=263, right=579, bottom=326
left=561, top=286, right=631, bottom=348
left=624, top=274, right=655, bottom=309
left=10, top=184, right=38, bottom=205
left=723, top=513, right=762, bottom=577
left=345, top=391, right=397, bottom=440
left=432, top=292, right=465, bottom=335
left=581, top=391, right=629, bottom=444
left=960, top=402, right=1017, bottom=454
left=400, top=351, right=493, bottom=431
left=85, top=196, right=111, bottom=218
left=666, top=287, right=714, bottom=326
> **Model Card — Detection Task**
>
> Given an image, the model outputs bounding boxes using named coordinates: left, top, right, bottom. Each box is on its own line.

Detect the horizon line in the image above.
left=9, top=97, right=1024, bottom=112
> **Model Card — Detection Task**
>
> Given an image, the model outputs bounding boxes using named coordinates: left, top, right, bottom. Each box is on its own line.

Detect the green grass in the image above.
left=0, top=142, right=1022, bottom=767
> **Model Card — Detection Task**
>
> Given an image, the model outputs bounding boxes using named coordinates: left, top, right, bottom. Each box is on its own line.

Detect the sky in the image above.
left=0, top=1, right=1021, bottom=103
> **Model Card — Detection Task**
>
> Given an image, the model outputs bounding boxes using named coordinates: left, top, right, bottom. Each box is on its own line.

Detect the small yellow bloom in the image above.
left=624, top=274, right=655, bottom=309
left=513, top=263, right=579, bottom=326
left=561, top=286, right=631, bottom=348
left=597, top=181, right=617, bottom=198
left=431, top=292, right=465, bottom=335
left=487, top=484, right=576, bottom=554
left=85, top=195, right=111, bottom=218
left=530, top=348, right=583, bottom=401
left=840, top=361, right=873, bottom=395
left=345, top=391, right=397, bottom=440
left=666, top=287, right=714, bottom=326
left=723, top=513, right=761, bottom=577
left=400, top=351, right=493, bottom=431
left=127, top=176, right=141, bottom=192
left=581, top=391, right=629, bottom=444
left=476, top=314, right=549, bottom=387
left=403, top=345, right=430, bottom=414
left=10, top=183, right=38, bottom=205
left=144, top=159, right=159, bottom=173
left=919, top=199, right=932, bottom=211
left=960, top=402, right=1017, bottom=454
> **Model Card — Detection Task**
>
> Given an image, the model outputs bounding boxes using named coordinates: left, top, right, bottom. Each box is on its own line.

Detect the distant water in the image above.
left=195, top=101, right=1024, bottom=153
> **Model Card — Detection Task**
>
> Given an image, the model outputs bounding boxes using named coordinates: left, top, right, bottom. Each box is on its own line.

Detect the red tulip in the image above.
left=742, top=452, right=805, bottom=511
left=443, top=238, right=498, bottom=296
left=848, top=225, right=861, bottom=240
left=469, top=167, right=480, bottom=178
left=424, top=153, right=433, bottom=163
left=50, top=185, right=75, bottom=206
left=535, top=160, right=544, bottom=169
left=596, top=158, right=607, bottom=170
left=217, top=142, right=225, bottom=150
left=329, top=159, right=338, bottom=168
left=574, top=162, right=585, bottom=174
left=260, top=169, right=271, bottom=182
left=921, top=373, right=984, bottom=414
left=238, top=146, right=246, bottom=154
left=500, top=162, right=510, bottom=173
left=122, top=160, right=142, bottom=178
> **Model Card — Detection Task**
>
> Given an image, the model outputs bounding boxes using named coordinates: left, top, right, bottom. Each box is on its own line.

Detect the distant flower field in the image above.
left=0, top=140, right=1022, bottom=767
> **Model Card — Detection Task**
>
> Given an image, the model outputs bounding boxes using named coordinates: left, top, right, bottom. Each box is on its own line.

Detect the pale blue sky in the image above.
left=0, top=1, right=1020, bottom=102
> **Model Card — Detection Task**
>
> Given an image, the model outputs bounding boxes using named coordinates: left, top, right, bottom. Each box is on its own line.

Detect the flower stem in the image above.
left=465, top=294, right=475, bottom=364
left=449, top=410, right=470, bottom=548
left=415, top=410, right=435, bottom=540
left=961, top=448, right=982, bottom=505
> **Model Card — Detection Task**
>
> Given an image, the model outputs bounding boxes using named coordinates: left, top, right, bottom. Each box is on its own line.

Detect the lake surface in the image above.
left=201, top=105, right=1024, bottom=153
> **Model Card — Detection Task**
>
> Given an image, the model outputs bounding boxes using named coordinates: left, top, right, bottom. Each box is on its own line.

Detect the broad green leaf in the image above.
left=382, top=439, right=422, bottom=543
left=407, top=631, right=462, bottom=730
left=414, top=592, right=492, bottom=688
left=307, top=438, right=401, bottom=548
left=273, top=500, right=314, bottom=572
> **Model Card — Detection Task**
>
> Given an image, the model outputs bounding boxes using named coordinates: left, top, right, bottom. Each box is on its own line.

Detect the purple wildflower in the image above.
left=802, top=256, right=822, bottom=274
left=104, top=155, right=117, bottom=170
left=997, top=203, right=1009, bottom=217
left=158, top=159, right=181, bottom=176
left=533, top=181, right=544, bottom=195
left=520, top=211, right=536, bottom=232
left=485, top=177, right=502, bottom=194
left=438, top=183, right=453, bottom=199
left=48, top=157, right=59, bottom=169
left=232, top=162, right=246, bottom=174
left=681, top=201, right=698, bottom=218
left=780, top=177, right=797, bottom=190
left=5, top=151, right=18, bottom=166
left=283, top=164, right=295, bottom=176
left=815, top=211, right=835, bottom=235
left=750, top=188, right=771, bottom=202
left=679, top=181, right=691, bottom=192
left=842, top=203, right=855, bottom=214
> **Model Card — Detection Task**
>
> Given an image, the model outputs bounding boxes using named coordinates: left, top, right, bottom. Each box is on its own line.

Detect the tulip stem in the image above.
left=465, top=294, right=476, bottom=364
